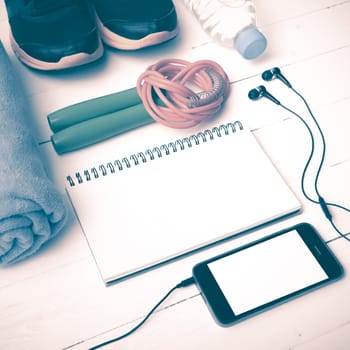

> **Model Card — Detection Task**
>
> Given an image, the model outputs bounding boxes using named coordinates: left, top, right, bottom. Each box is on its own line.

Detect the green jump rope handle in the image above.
left=51, top=103, right=154, bottom=154
left=48, top=87, right=142, bottom=132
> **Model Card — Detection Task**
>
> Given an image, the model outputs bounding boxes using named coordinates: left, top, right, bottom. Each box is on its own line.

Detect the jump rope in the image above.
left=137, top=58, right=230, bottom=128
left=48, top=59, right=230, bottom=154
left=52, top=63, right=347, bottom=348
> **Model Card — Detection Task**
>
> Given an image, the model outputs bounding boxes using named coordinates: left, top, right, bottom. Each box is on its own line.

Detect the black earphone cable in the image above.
left=291, top=86, right=350, bottom=241
left=279, top=86, right=350, bottom=241
left=253, top=66, right=349, bottom=240
left=292, top=87, right=350, bottom=211
left=278, top=103, right=317, bottom=203
left=291, top=87, right=326, bottom=199
left=89, top=277, right=195, bottom=349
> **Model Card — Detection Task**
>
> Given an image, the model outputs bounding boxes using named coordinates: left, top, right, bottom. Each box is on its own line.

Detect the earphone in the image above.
left=261, top=67, right=292, bottom=88
left=248, top=67, right=291, bottom=104
left=249, top=67, right=350, bottom=242
left=248, top=85, right=280, bottom=105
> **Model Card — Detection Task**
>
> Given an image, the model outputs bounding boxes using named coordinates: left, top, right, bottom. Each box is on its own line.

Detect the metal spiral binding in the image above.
left=66, top=121, right=243, bottom=187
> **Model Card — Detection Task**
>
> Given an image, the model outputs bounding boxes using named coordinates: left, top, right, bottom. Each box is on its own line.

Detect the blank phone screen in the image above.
left=208, top=230, right=328, bottom=316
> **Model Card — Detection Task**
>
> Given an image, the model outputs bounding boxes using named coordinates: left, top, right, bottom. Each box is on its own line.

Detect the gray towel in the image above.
left=0, top=41, right=66, bottom=264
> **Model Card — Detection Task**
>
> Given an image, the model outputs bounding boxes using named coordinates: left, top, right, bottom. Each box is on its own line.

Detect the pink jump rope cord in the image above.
left=136, top=59, right=231, bottom=128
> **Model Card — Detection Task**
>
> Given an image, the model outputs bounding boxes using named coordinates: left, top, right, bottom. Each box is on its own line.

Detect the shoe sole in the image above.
left=95, top=15, right=178, bottom=50
left=9, top=31, right=104, bottom=71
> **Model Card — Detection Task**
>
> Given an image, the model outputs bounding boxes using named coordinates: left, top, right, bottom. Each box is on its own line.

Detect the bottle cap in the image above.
left=234, top=26, right=267, bottom=59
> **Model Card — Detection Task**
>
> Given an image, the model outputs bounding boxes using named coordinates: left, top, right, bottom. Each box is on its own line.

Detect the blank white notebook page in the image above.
left=66, top=122, right=301, bottom=283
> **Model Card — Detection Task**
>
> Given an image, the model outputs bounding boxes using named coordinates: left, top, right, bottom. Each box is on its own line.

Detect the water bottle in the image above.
left=182, top=0, right=267, bottom=59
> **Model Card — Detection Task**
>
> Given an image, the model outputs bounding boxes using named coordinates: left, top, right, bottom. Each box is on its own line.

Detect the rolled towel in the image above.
left=0, top=41, right=66, bottom=264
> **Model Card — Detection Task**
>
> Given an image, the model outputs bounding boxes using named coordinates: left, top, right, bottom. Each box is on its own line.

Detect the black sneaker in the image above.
left=91, top=0, right=178, bottom=50
left=4, top=0, right=104, bottom=70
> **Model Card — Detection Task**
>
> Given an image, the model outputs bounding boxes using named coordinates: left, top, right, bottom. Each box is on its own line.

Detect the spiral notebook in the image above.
left=66, top=120, right=301, bottom=284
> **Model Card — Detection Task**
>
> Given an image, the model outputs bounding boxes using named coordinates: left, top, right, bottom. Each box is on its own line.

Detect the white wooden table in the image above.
left=1, top=1, right=350, bottom=349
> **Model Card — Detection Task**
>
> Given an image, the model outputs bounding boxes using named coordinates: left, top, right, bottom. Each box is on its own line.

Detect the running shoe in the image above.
left=91, top=0, right=178, bottom=50
left=4, top=0, right=104, bottom=70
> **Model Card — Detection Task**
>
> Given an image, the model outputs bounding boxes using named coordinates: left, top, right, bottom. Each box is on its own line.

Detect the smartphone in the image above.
left=192, top=223, right=343, bottom=327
